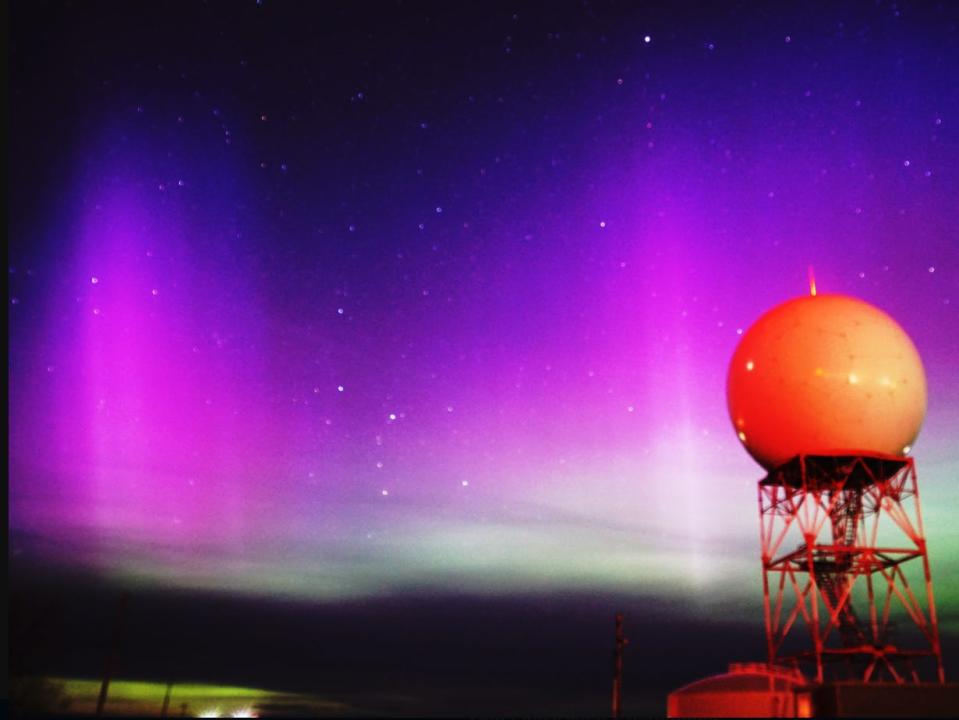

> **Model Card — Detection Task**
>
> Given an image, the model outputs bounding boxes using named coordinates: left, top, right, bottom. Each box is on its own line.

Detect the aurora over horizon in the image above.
left=9, top=1, right=959, bottom=715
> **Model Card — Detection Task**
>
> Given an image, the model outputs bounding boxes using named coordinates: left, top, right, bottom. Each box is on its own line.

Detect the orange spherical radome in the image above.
left=727, top=294, right=927, bottom=470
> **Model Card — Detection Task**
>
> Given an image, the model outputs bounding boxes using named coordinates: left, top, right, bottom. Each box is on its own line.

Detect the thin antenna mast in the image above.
left=160, top=680, right=174, bottom=717
left=96, top=592, right=129, bottom=717
left=612, top=612, right=628, bottom=717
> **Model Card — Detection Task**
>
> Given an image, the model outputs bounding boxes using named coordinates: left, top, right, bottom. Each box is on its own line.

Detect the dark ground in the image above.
left=10, top=552, right=777, bottom=717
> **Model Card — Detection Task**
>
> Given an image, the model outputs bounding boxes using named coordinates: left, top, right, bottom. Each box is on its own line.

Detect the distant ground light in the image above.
left=48, top=677, right=353, bottom=717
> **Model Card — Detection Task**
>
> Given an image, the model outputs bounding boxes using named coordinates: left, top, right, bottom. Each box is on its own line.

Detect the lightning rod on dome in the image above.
left=807, top=265, right=817, bottom=296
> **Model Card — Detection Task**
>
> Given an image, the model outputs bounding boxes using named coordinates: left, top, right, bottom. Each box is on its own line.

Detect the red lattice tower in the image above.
left=759, top=453, right=944, bottom=684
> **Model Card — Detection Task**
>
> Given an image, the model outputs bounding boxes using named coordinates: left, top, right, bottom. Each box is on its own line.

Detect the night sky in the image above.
left=9, top=1, right=959, bottom=716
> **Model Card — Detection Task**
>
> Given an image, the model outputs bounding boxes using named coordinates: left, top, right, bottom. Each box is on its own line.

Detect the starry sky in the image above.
left=8, top=0, right=959, bottom=714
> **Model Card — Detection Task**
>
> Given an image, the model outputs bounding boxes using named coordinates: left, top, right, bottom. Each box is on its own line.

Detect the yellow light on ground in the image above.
left=45, top=677, right=350, bottom=717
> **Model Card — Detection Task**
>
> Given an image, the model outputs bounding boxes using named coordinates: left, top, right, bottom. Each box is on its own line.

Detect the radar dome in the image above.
left=727, top=293, right=926, bottom=470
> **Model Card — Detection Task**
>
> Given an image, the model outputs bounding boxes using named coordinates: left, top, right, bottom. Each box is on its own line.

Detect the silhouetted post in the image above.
left=612, top=612, right=628, bottom=718
left=160, top=680, right=174, bottom=717
left=96, top=591, right=129, bottom=717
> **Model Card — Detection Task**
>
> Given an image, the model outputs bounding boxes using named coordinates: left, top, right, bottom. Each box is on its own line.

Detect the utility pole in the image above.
left=612, top=612, right=628, bottom=718
left=96, top=591, right=129, bottom=717
left=160, top=680, right=174, bottom=717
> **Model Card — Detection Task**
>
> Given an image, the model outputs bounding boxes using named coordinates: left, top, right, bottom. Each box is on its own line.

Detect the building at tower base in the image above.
left=667, top=663, right=959, bottom=718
